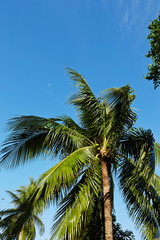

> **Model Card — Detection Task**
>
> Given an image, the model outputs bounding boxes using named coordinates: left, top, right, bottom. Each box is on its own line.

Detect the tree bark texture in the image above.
left=101, top=160, right=113, bottom=240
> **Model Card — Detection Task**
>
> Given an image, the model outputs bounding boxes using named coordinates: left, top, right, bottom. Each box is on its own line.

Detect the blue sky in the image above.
left=0, top=1, right=160, bottom=239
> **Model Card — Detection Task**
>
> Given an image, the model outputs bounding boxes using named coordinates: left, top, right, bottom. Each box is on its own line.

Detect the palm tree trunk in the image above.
left=17, top=231, right=21, bottom=240
left=101, top=160, right=113, bottom=240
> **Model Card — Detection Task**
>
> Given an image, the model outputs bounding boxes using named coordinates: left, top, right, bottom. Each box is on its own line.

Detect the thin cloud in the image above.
left=112, top=0, right=160, bottom=38
left=121, top=0, right=159, bottom=27
left=123, top=10, right=129, bottom=24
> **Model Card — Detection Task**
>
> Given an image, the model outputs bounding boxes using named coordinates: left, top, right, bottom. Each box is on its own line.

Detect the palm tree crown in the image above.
left=1, top=68, right=160, bottom=240
left=0, top=178, right=44, bottom=240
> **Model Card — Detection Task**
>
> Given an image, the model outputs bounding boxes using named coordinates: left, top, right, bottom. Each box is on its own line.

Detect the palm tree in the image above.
left=1, top=68, right=160, bottom=240
left=0, top=178, right=45, bottom=240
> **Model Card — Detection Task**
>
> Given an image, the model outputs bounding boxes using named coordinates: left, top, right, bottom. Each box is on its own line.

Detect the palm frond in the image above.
left=67, top=68, right=104, bottom=141
left=78, top=195, right=104, bottom=240
left=6, top=191, right=22, bottom=207
left=152, top=173, right=160, bottom=194
left=21, top=219, right=36, bottom=240
left=118, top=157, right=160, bottom=240
left=43, top=119, right=93, bottom=157
left=0, top=209, right=18, bottom=219
left=1, top=115, right=91, bottom=169
left=1, top=128, right=49, bottom=169
left=119, top=128, right=155, bottom=174
left=51, top=182, right=92, bottom=240
left=99, top=85, right=137, bottom=138
left=35, top=146, right=96, bottom=205
left=154, top=142, right=160, bottom=167
left=58, top=115, right=88, bottom=136
left=32, top=215, right=45, bottom=235
left=51, top=160, right=102, bottom=240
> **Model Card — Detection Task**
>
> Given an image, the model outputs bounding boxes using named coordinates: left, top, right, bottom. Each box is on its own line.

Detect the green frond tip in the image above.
left=65, top=67, right=90, bottom=89
left=99, top=84, right=136, bottom=107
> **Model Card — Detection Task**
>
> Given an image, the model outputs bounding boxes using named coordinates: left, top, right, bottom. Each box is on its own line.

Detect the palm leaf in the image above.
left=118, top=157, right=160, bottom=240
left=67, top=68, right=104, bottom=141
left=51, top=161, right=102, bottom=240
left=20, top=219, right=36, bottom=240
left=6, top=190, right=22, bottom=206
left=154, top=142, right=160, bottom=167
left=99, top=85, right=137, bottom=138
left=1, top=115, right=92, bottom=169
left=32, top=215, right=45, bottom=235
left=43, top=119, right=93, bottom=157
left=119, top=128, right=155, bottom=174
left=58, top=115, right=88, bottom=137
left=152, top=173, right=160, bottom=194
left=35, top=146, right=96, bottom=205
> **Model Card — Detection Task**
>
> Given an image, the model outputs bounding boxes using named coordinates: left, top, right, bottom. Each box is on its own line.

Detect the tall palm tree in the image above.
left=0, top=178, right=45, bottom=240
left=1, top=68, right=160, bottom=240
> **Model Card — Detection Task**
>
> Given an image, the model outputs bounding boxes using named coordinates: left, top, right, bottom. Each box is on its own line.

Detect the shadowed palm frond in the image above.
left=118, top=156, right=160, bottom=240
left=1, top=115, right=92, bottom=169
left=119, top=128, right=155, bottom=174
left=99, top=85, right=137, bottom=139
left=78, top=195, right=104, bottom=240
left=118, top=132, right=159, bottom=239
left=1, top=129, right=48, bottom=169
left=1, top=115, right=52, bottom=168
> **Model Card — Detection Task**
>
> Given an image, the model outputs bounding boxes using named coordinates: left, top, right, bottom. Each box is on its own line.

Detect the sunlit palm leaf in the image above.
left=20, top=219, right=36, bottom=240
left=152, top=173, right=160, bottom=194
left=35, top=146, right=96, bottom=205
left=51, top=162, right=102, bottom=240
left=154, top=142, right=160, bottom=167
